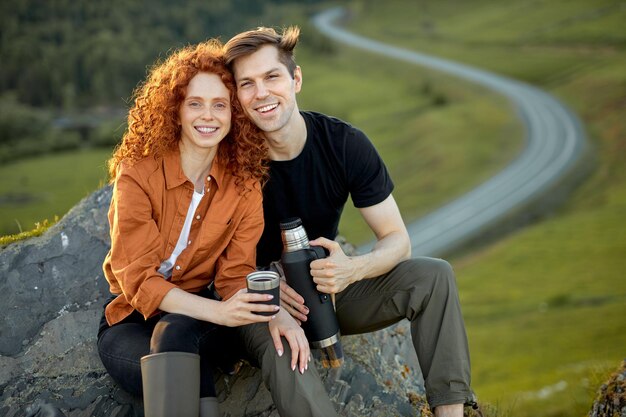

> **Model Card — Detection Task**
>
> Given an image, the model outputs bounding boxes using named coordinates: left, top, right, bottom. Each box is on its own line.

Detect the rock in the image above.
left=0, top=186, right=428, bottom=416
left=588, top=360, right=626, bottom=417
left=0, top=186, right=112, bottom=357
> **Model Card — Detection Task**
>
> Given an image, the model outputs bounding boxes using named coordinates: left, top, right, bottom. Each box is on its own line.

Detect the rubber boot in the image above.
left=200, top=397, right=220, bottom=417
left=140, top=352, right=200, bottom=417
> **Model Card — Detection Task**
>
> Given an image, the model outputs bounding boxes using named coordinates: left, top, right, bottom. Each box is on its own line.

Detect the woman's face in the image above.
left=179, top=72, right=232, bottom=154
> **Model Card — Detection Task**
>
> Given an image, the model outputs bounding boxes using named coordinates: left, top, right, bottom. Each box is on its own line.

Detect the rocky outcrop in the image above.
left=588, top=360, right=626, bottom=417
left=0, top=187, right=428, bottom=416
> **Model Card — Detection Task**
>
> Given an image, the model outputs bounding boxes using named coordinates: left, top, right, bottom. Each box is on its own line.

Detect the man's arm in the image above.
left=309, top=194, right=411, bottom=293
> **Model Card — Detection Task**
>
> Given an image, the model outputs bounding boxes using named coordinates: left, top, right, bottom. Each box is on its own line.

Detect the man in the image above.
left=224, top=26, right=476, bottom=417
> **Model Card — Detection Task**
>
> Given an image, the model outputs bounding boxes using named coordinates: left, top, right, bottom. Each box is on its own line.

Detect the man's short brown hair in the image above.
left=224, top=26, right=300, bottom=77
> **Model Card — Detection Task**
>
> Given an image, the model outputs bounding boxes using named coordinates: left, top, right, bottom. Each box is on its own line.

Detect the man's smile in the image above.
left=256, top=103, right=279, bottom=113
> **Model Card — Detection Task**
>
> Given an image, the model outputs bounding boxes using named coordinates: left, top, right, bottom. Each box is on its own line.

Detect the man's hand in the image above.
left=268, top=308, right=310, bottom=374
left=309, top=237, right=357, bottom=294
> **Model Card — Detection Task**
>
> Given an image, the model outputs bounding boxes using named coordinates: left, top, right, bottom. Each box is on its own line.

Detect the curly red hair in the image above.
left=108, top=39, right=267, bottom=190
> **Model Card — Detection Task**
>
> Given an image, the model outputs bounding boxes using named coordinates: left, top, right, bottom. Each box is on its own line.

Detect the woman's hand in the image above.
left=159, top=287, right=278, bottom=326
left=268, top=308, right=311, bottom=375
left=218, top=288, right=279, bottom=327
left=279, top=280, right=309, bottom=324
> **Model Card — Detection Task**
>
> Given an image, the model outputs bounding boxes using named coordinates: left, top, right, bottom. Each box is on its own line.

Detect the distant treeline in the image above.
left=0, top=0, right=325, bottom=162
left=0, top=0, right=323, bottom=108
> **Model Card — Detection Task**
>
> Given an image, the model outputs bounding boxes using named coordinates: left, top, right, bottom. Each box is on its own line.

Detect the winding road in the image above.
left=312, top=8, right=589, bottom=257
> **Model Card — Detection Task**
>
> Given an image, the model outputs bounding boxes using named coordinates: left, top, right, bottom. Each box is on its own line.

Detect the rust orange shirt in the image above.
left=102, top=148, right=263, bottom=325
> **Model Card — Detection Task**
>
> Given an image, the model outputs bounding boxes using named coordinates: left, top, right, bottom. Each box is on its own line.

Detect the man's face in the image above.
left=232, top=45, right=302, bottom=134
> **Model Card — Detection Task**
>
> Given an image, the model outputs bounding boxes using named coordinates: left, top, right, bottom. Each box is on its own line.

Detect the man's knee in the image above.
left=431, top=258, right=457, bottom=295
left=238, top=323, right=275, bottom=367
left=238, top=327, right=336, bottom=416
left=260, top=336, right=293, bottom=373
left=398, top=258, right=458, bottom=317
left=254, top=334, right=311, bottom=384
left=406, top=257, right=456, bottom=290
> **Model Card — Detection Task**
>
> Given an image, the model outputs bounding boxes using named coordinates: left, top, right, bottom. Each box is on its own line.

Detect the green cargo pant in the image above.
left=236, top=322, right=338, bottom=416
left=237, top=256, right=472, bottom=415
left=335, top=257, right=472, bottom=408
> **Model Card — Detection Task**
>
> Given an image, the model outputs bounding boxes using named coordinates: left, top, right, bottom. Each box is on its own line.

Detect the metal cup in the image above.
left=246, top=271, right=280, bottom=316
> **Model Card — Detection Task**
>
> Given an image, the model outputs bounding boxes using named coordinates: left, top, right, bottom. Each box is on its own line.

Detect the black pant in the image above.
left=97, top=290, right=238, bottom=398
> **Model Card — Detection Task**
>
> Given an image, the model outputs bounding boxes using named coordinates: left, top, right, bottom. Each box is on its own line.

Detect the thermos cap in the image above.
left=279, top=217, right=302, bottom=230
left=280, top=217, right=310, bottom=252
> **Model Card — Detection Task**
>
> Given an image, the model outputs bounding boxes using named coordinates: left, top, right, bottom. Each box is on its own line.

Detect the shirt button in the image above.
left=207, top=176, right=211, bottom=181
left=175, top=265, right=181, bottom=271
left=196, top=215, right=201, bottom=220
left=188, top=240, right=192, bottom=245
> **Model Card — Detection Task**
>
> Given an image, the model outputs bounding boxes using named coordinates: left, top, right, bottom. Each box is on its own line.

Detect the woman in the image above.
left=97, top=39, right=275, bottom=417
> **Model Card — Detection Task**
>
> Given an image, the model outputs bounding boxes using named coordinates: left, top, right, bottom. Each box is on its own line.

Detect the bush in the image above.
left=0, top=94, right=52, bottom=146
left=88, top=118, right=126, bottom=148
left=47, top=130, right=82, bottom=152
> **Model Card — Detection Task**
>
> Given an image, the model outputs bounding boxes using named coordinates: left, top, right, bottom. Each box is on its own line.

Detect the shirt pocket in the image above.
left=194, top=220, right=233, bottom=259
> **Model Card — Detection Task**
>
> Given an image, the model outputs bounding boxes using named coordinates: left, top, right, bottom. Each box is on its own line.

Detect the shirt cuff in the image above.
left=131, top=276, right=177, bottom=319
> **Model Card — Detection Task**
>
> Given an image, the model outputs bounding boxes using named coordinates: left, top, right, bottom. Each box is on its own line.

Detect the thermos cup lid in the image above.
left=246, top=271, right=280, bottom=291
left=279, top=217, right=302, bottom=230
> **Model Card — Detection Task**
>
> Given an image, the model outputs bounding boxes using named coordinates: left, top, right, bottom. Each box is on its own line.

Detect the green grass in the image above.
left=457, top=201, right=626, bottom=416
left=347, top=0, right=626, bottom=415
left=0, top=148, right=110, bottom=235
left=0, top=216, right=59, bottom=247
left=348, top=0, right=625, bottom=87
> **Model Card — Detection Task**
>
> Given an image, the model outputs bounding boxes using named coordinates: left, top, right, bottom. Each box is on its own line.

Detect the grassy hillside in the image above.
left=0, top=149, right=110, bottom=234
left=347, top=0, right=626, bottom=415
left=0, top=4, right=521, bottom=239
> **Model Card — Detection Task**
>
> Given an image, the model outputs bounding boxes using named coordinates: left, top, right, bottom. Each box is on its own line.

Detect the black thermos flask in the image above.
left=280, top=217, right=343, bottom=368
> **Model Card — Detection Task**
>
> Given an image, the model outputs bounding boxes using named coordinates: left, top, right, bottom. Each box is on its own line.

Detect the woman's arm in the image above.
left=157, top=181, right=277, bottom=326
left=111, top=167, right=276, bottom=326
left=159, top=287, right=277, bottom=326
left=107, top=164, right=178, bottom=319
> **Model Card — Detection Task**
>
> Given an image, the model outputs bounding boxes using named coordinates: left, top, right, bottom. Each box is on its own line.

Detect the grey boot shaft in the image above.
left=200, top=397, right=220, bottom=417
left=141, top=352, right=200, bottom=417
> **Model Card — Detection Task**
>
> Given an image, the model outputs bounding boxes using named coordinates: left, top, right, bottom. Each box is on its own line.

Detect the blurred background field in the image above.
left=0, top=0, right=521, bottom=239
left=346, top=1, right=626, bottom=416
left=1, top=0, right=624, bottom=416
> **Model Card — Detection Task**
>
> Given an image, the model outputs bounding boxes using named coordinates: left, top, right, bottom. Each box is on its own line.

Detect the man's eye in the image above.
left=239, top=81, right=252, bottom=88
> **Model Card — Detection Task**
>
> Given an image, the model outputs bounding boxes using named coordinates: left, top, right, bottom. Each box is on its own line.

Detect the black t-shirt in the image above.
left=256, top=111, right=394, bottom=267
